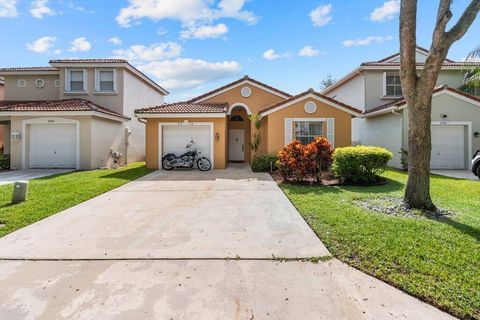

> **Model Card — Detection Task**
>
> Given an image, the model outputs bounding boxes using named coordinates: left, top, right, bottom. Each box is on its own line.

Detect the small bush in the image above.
left=251, top=154, right=278, bottom=172
left=332, top=146, right=392, bottom=184
left=0, top=154, right=10, bottom=170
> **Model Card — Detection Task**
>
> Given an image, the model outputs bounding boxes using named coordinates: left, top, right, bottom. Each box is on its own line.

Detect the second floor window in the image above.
left=384, top=74, right=403, bottom=97
left=98, top=70, right=115, bottom=91
left=95, top=69, right=116, bottom=92
left=67, top=70, right=85, bottom=92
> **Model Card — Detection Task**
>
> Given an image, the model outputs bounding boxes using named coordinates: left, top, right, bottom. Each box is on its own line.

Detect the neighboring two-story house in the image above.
left=0, top=59, right=167, bottom=170
left=323, top=46, right=480, bottom=170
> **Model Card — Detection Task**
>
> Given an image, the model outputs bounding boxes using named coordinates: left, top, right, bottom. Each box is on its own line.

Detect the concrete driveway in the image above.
left=431, top=169, right=478, bottom=181
left=0, top=165, right=454, bottom=319
left=0, top=169, right=73, bottom=186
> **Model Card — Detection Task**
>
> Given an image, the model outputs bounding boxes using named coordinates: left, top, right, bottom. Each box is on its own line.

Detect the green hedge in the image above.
left=0, top=154, right=9, bottom=170
left=251, top=154, right=278, bottom=172
left=332, top=146, right=392, bottom=184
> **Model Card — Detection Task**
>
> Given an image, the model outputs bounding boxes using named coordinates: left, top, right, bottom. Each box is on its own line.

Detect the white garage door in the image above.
left=29, top=124, right=77, bottom=169
left=162, top=124, right=212, bottom=162
left=431, top=125, right=465, bottom=169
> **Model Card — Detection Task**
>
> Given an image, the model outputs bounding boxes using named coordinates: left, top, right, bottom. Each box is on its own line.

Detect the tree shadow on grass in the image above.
left=99, top=167, right=153, bottom=181
left=282, top=176, right=405, bottom=196
left=428, top=215, right=480, bottom=243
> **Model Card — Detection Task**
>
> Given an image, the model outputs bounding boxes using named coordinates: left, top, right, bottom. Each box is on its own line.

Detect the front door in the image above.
left=229, top=129, right=245, bottom=161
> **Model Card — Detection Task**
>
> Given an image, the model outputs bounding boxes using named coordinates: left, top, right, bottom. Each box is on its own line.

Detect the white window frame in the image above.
left=17, top=79, right=27, bottom=88
left=383, top=72, right=403, bottom=98
left=95, top=68, right=117, bottom=92
left=65, top=69, right=87, bottom=92
left=54, top=79, right=61, bottom=88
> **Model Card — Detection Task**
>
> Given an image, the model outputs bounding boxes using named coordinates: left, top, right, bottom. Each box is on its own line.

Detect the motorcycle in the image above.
left=162, top=139, right=212, bottom=171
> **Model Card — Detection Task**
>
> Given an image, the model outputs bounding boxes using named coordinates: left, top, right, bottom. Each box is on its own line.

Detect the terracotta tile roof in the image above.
left=0, top=67, right=58, bottom=72
left=0, top=99, right=129, bottom=119
left=361, top=61, right=480, bottom=67
left=363, top=85, right=480, bottom=115
left=259, top=88, right=362, bottom=116
left=135, top=102, right=228, bottom=114
left=49, top=59, right=127, bottom=64
left=188, top=76, right=292, bottom=103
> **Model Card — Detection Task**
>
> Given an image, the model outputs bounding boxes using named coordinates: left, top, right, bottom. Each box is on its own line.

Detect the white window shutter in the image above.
left=83, top=69, right=87, bottom=91
left=284, top=118, right=293, bottom=145
left=65, top=69, right=70, bottom=91
left=94, top=69, right=99, bottom=91
left=327, top=118, right=335, bottom=147
left=382, top=72, right=387, bottom=96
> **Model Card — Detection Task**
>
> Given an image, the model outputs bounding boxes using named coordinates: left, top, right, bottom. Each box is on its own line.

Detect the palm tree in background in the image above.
left=462, top=46, right=480, bottom=95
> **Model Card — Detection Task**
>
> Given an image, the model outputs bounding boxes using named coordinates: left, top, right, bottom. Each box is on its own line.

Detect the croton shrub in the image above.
left=276, top=137, right=334, bottom=182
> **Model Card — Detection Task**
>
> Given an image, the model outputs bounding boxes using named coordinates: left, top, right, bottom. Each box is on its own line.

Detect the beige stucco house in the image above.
left=135, top=76, right=361, bottom=170
left=323, top=46, right=480, bottom=170
left=0, top=59, right=167, bottom=170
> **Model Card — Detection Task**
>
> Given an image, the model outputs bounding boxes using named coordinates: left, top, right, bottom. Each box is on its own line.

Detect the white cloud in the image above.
left=69, top=37, right=92, bottom=52
left=109, top=37, right=122, bottom=46
left=113, top=42, right=182, bottom=62
left=298, top=46, right=320, bottom=57
left=26, top=36, right=56, bottom=53
left=116, top=0, right=257, bottom=27
left=0, top=0, right=18, bottom=17
left=263, top=49, right=282, bottom=60
left=342, top=35, right=393, bottom=47
left=30, top=0, right=55, bottom=19
left=370, top=0, right=400, bottom=22
left=310, top=4, right=332, bottom=27
left=180, top=23, right=228, bottom=39
left=137, top=58, right=241, bottom=90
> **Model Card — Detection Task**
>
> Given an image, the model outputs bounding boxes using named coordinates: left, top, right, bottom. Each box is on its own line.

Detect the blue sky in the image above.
left=1, top=0, right=479, bottom=101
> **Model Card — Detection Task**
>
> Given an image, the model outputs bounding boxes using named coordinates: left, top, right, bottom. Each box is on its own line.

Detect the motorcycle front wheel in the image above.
left=197, top=157, right=212, bottom=171
left=162, top=158, right=174, bottom=170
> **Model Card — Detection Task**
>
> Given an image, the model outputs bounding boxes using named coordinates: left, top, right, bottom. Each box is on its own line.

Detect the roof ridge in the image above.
left=188, top=76, right=292, bottom=103
left=258, top=89, right=362, bottom=115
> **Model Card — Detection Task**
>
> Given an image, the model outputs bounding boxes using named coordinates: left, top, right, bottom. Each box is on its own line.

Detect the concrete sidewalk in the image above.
left=0, top=169, right=72, bottom=186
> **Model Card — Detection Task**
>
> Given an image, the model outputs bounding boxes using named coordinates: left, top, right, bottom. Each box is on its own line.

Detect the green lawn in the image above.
left=0, top=163, right=153, bottom=238
left=281, top=169, right=480, bottom=320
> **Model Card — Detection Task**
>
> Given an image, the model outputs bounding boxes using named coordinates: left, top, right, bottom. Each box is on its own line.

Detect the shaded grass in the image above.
left=281, top=169, right=480, bottom=319
left=0, top=163, right=153, bottom=237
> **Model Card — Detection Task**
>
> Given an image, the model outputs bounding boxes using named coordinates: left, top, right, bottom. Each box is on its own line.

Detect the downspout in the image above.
left=391, top=109, right=403, bottom=165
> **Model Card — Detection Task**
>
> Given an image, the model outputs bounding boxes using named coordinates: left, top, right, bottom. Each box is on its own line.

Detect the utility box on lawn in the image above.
left=12, top=181, right=28, bottom=204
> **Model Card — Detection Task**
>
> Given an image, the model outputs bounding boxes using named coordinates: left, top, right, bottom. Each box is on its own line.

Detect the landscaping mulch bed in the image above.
left=270, top=170, right=341, bottom=186
left=269, top=170, right=387, bottom=187
left=353, top=196, right=455, bottom=219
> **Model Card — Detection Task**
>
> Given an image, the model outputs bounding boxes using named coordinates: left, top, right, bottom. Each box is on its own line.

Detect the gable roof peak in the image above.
left=188, top=76, right=292, bottom=103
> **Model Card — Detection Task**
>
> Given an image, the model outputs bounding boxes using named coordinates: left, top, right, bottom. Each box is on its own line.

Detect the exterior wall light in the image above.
left=474, top=132, right=480, bottom=138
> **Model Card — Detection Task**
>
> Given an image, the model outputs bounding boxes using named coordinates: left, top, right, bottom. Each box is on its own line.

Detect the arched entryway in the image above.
left=228, top=104, right=251, bottom=162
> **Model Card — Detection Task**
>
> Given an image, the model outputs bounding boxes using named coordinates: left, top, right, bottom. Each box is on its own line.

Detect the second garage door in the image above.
left=162, top=124, right=212, bottom=163
left=29, top=124, right=77, bottom=169
left=431, top=125, right=465, bottom=169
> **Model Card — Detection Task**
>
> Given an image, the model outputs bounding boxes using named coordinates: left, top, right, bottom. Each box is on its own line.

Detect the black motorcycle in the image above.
left=162, top=139, right=212, bottom=171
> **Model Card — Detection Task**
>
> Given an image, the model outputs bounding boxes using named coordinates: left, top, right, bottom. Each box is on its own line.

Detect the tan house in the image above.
left=0, top=60, right=167, bottom=170
left=135, top=76, right=361, bottom=170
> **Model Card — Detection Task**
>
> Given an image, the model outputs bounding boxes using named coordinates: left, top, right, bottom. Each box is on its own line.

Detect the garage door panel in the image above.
left=29, top=124, right=77, bottom=169
left=431, top=125, right=464, bottom=169
left=162, top=125, right=211, bottom=160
